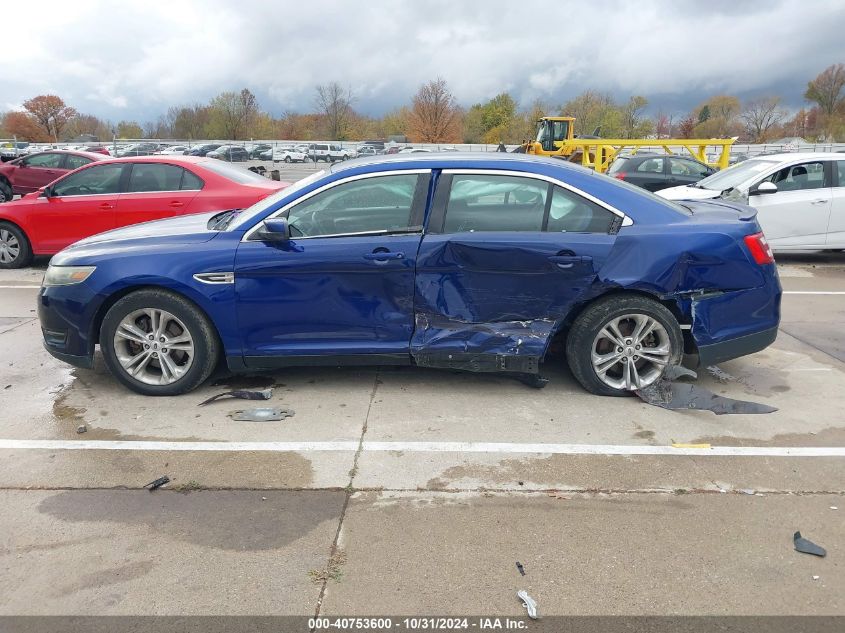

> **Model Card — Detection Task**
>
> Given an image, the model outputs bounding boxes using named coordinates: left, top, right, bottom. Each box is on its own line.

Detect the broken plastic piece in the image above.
left=144, top=476, right=170, bottom=491
left=516, top=562, right=525, bottom=576
left=636, top=380, right=777, bottom=415
left=513, top=374, right=549, bottom=389
left=76, top=425, right=87, bottom=434
left=229, top=407, right=295, bottom=422
left=517, top=590, right=539, bottom=620
left=794, top=531, right=826, bottom=557
left=198, top=389, right=272, bottom=406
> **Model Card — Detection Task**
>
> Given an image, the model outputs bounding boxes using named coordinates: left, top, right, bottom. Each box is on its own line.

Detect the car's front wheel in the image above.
left=284, top=155, right=291, bottom=163
left=565, top=294, right=682, bottom=396
left=100, top=289, right=220, bottom=395
left=0, top=179, right=12, bottom=202
left=0, top=222, right=32, bottom=268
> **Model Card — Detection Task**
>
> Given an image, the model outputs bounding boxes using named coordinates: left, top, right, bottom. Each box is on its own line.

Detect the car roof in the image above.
left=329, top=151, right=595, bottom=175
left=31, top=149, right=106, bottom=160
left=90, top=155, right=212, bottom=165
left=745, top=151, right=841, bottom=162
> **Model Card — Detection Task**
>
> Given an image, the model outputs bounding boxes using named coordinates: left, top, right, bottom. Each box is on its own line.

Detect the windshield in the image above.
left=695, top=159, right=779, bottom=191
left=229, top=170, right=327, bottom=230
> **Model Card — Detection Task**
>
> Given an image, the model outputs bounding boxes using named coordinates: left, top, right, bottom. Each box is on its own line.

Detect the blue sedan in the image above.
left=37, top=153, right=781, bottom=396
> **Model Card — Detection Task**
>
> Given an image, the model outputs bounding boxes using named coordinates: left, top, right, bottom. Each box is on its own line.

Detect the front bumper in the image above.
left=38, top=285, right=99, bottom=369
left=42, top=341, right=94, bottom=369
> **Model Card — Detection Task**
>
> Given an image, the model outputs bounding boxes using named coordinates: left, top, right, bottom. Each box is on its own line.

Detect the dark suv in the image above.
left=608, top=154, right=715, bottom=191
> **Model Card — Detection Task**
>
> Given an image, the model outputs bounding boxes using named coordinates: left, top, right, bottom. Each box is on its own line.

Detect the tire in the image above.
left=0, top=222, right=33, bottom=269
left=284, top=156, right=291, bottom=163
left=100, top=289, right=220, bottom=396
left=0, top=178, right=12, bottom=202
left=565, top=294, right=682, bottom=396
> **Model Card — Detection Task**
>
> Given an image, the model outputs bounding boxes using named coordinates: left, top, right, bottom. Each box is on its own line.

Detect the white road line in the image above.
left=0, top=285, right=41, bottom=289
left=0, top=439, right=843, bottom=457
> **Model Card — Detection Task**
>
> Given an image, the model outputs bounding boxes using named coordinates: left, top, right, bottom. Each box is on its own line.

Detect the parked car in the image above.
left=248, top=144, right=272, bottom=159
left=657, top=152, right=845, bottom=251
left=607, top=154, right=715, bottom=191
left=263, top=147, right=307, bottom=163
left=185, top=144, right=222, bottom=157
left=1, top=142, right=31, bottom=161
left=157, top=146, right=189, bottom=155
left=0, top=150, right=106, bottom=201
left=0, top=156, right=286, bottom=268
left=81, top=146, right=111, bottom=156
left=207, top=145, right=249, bottom=162
left=115, top=143, right=159, bottom=158
left=327, top=144, right=352, bottom=162
left=356, top=145, right=380, bottom=157
left=307, top=143, right=331, bottom=162
left=36, top=153, right=780, bottom=397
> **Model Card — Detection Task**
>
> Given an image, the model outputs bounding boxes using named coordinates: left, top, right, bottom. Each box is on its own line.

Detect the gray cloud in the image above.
left=1, top=0, right=842, bottom=121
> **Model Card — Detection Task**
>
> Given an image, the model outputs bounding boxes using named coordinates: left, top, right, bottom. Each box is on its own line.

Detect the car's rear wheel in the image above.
left=565, top=295, right=682, bottom=396
left=100, top=289, right=220, bottom=396
left=284, top=155, right=291, bottom=163
left=0, top=179, right=12, bottom=202
left=0, top=222, right=32, bottom=269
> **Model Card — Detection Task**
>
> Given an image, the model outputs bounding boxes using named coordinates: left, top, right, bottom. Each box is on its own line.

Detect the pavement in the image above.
left=0, top=238, right=843, bottom=623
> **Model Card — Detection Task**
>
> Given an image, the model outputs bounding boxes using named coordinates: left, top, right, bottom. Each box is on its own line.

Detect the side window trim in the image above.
left=242, top=169, right=432, bottom=241
left=438, top=168, right=630, bottom=227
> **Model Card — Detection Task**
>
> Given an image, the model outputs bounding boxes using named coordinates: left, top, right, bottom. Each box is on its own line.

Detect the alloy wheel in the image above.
left=591, top=313, right=671, bottom=390
left=113, top=308, right=195, bottom=385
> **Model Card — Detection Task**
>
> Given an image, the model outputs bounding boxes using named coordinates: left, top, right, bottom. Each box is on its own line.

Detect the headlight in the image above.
left=42, top=265, right=96, bottom=287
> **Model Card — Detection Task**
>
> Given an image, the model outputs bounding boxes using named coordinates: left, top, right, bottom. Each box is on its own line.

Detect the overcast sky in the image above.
left=2, top=0, right=842, bottom=122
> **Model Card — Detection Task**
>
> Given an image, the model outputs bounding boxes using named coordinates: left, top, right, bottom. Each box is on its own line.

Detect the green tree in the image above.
left=116, top=120, right=143, bottom=138
left=207, top=89, right=259, bottom=140
left=804, top=63, right=845, bottom=139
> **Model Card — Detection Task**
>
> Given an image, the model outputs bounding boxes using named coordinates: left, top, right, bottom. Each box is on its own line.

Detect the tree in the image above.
left=314, top=82, right=354, bottom=140
left=22, top=95, right=77, bottom=141
left=805, top=63, right=845, bottom=139
left=407, top=78, right=461, bottom=143
left=168, top=104, right=211, bottom=140
left=207, top=89, right=260, bottom=140
left=2, top=111, right=50, bottom=141
left=560, top=91, right=620, bottom=137
left=116, top=121, right=144, bottom=138
left=740, top=96, right=785, bottom=143
left=620, top=96, right=652, bottom=138
left=678, top=115, right=696, bottom=139
left=63, top=114, right=113, bottom=141
left=697, top=105, right=711, bottom=123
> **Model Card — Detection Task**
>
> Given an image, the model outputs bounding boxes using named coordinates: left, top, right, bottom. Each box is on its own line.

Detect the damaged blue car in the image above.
left=38, top=153, right=781, bottom=396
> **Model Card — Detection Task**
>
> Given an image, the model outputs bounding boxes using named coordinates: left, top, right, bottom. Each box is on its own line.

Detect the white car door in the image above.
left=829, top=160, right=845, bottom=248
left=750, top=160, right=833, bottom=249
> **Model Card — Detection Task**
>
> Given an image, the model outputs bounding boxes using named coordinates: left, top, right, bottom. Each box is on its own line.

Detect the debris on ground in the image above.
left=514, top=374, right=549, bottom=389
left=739, top=489, right=756, bottom=495
left=515, top=562, right=525, bottom=576
left=794, top=531, right=827, bottom=557
left=813, top=575, right=820, bottom=580
left=144, top=476, right=170, bottom=491
left=4, top=384, right=10, bottom=389
left=517, top=590, right=539, bottom=620
left=831, top=506, right=838, bottom=510
left=636, top=378, right=777, bottom=415
left=663, top=365, right=697, bottom=381
left=547, top=491, right=570, bottom=500
left=705, top=365, right=735, bottom=383
left=229, top=407, right=295, bottom=422
left=76, top=424, right=87, bottom=434
left=198, top=389, right=272, bottom=406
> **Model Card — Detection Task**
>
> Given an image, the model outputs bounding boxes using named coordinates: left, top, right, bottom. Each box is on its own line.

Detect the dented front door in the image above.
left=411, top=171, right=620, bottom=373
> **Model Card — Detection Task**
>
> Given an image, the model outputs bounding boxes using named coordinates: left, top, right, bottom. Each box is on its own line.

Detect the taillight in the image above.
left=743, top=232, right=774, bottom=265
left=614, top=172, right=627, bottom=180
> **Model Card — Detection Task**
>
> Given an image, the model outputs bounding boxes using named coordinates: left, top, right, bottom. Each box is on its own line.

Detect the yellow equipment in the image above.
left=525, top=117, right=735, bottom=173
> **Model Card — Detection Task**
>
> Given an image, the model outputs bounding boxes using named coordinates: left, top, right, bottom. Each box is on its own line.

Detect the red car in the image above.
left=0, top=156, right=287, bottom=268
left=0, top=150, right=106, bottom=201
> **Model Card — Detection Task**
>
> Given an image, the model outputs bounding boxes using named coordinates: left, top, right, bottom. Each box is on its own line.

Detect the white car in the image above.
left=158, top=146, right=188, bottom=155
left=658, top=152, right=845, bottom=251
left=264, top=147, right=307, bottom=163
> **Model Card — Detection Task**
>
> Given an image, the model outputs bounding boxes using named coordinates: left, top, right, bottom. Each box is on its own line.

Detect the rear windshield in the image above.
left=607, top=157, right=629, bottom=174
left=199, top=159, right=269, bottom=184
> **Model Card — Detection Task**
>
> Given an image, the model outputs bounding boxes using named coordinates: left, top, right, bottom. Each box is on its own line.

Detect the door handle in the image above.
left=548, top=254, right=592, bottom=269
left=810, top=199, right=829, bottom=205
left=363, top=251, right=404, bottom=261
left=98, top=202, right=115, bottom=210
left=169, top=201, right=184, bottom=208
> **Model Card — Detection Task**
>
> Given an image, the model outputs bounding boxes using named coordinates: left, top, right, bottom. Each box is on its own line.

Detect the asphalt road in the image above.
left=0, top=245, right=843, bottom=624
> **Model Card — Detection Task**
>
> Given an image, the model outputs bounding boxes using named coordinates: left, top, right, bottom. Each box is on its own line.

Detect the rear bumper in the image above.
left=696, top=326, right=778, bottom=367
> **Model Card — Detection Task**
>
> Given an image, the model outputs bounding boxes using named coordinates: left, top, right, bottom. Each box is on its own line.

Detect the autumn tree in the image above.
left=678, top=115, right=696, bottom=139
left=560, top=91, right=620, bottom=137
left=167, top=104, right=211, bottom=139
left=740, top=96, right=785, bottom=143
left=693, top=95, right=740, bottom=137
left=116, top=121, right=144, bottom=138
left=63, top=114, right=113, bottom=141
left=620, top=96, right=652, bottom=138
left=804, top=63, right=845, bottom=139
left=2, top=111, right=50, bottom=141
left=207, top=89, right=260, bottom=140
left=408, top=78, right=461, bottom=143
left=22, top=95, right=77, bottom=141
left=315, top=82, right=354, bottom=140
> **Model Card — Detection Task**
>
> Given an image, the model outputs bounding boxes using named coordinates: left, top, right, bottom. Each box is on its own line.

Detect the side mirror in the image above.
left=257, top=218, right=290, bottom=243
left=751, top=181, right=777, bottom=196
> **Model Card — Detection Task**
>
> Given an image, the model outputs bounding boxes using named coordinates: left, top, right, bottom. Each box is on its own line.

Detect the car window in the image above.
left=181, top=169, right=204, bottom=190
left=443, top=174, right=547, bottom=232
left=24, top=153, right=64, bottom=168
left=547, top=186, right=615, bottom=233
left=635, top=158, right=664, bottom=174
left=128, top=163, right=184, bottom=192
left=668, top=157, right=709, bottom=177
left=287, top=174, right=419, bottom=237
left=64, top=154, right=93, bottom=170
left=762, top=161, right=827, bottom=192
left=836, top=161, right=845, bottom=187
left=51, top=164, right=124, bottom=196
